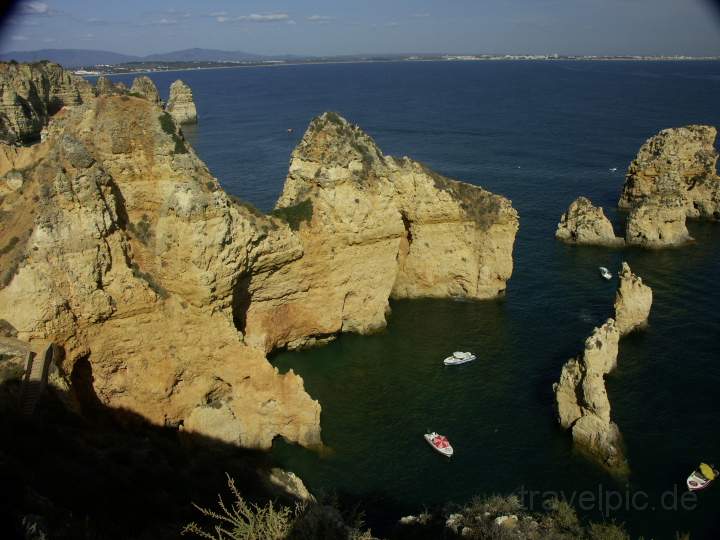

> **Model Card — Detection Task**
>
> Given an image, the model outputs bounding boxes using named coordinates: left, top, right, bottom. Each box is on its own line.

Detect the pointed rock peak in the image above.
left=293, top=112, right=384, bottom=169
left=130, top=76, right=162, bottom=105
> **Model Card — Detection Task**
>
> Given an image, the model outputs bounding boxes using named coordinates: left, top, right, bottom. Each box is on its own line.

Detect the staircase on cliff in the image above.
left=20, top=344, right=55, bottom=416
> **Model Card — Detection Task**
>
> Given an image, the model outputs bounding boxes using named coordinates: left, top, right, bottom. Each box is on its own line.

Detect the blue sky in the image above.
left=1, top=0, right=720, bottom=56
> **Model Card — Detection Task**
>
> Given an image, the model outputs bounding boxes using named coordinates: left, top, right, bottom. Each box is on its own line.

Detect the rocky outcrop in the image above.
left=0, top=70, right=518, bottom=450
left=555, top=197, right=623, bottom=247
left=95, top=75, right=124, bottom=97
left=614, top=263, right=652, bottom=336
left=166, top=79, right=197, bottom=124
left=554, top=320, right=628, bottom=473
left=619, top=125, right=719, bottom=247
left=619, top=125, right=720, bottom=219
left=130, top=76, right=162, bottom=106
left=625, top=194, right=693, bottom=248
left=0, top=61, right=93, bottom=144
left=0, top=95, right=320, bottom=449
left=243, top=112, right=519, bottom=351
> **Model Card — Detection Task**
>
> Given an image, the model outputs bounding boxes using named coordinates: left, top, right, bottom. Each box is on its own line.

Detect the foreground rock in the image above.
left=166, top=79, right=197, bottom=124
left=614, top=263, right=653, bottom=335
left=554, top=320, right=628, bottom=474
left=0, top=61, right=93, bottom=144
left=0, top=66, right=518, bottom=449
left=130, top=75, right=162, bottom=105
left=619, top=125, right=720, bottom=219
left=555, top=196, right=623, bottom=247
left=243, top=112, right=519, bottom=351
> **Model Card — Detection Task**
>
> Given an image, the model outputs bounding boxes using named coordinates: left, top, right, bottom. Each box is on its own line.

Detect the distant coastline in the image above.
left=74, top=54, right=720, bottom=77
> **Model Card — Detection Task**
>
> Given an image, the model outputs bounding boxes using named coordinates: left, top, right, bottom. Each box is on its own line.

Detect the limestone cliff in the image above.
left=619, top=125, right=720, bottom=219
left=555, top=197, right=623, bottom=247
left=0, top=69, right=519, bottom=450
left=166, top=80, right=197, bottom=125
left=554, top=320, right=628, bottom=474
left=0, top=95, right=320, bottom=449
left=242, top=112, right=519, bottom=351
left=614, top=262, right=652, bottom=336
left=130, top=75, right=162, bottom=106
left=0, top=61, right=93, bottom=144
left=95, top=75, right=125, bottom=97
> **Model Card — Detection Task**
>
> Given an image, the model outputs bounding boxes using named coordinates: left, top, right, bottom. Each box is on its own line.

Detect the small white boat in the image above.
left=599, top=266, right=612, bottom=280
left=609, top=167, right=618, bottom=172
left=424, top=432, right=454, bottom=457
left=687, top=463, right=718, bottom=491
left=443, top=351, right=476, bottom=366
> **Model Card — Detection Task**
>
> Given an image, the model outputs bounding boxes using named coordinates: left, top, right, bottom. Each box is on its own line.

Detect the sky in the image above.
left=1, top=0, right=720, bottom=57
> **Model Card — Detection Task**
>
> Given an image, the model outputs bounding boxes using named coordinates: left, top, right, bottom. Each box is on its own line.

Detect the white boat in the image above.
left=687, top=463, right=718, bottom=491
left=424, top=432, right=454, bottom=457
left=443, top=351, right=476, bottom=366
left=599, top=266, right=612, bottom=280
left=609, top=167, right=618, bottom=172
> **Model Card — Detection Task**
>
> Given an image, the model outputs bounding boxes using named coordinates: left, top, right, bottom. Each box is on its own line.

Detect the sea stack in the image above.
left=554, top=320, right=628, bottom=474
left=613, top=262, right=653, bottom=336
left=166, top=79, right=198, bottom=124
left=619, top=125, right=720, bottom=247
left=130, top=75, right=162, bottom=106
left=555, top=196, right=623, bottom=247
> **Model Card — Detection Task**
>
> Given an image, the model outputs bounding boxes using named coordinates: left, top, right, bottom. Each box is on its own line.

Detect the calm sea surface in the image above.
left=111, top=61, right=720, bottom=538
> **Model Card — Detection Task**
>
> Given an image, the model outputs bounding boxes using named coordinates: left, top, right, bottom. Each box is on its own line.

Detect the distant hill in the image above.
left=0, top=49, right=139, bottom=67
left=0, top=48, right=308, bottom=68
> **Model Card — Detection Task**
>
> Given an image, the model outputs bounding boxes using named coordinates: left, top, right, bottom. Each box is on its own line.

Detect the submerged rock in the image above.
left=130, top=75, right=162, bottom=105
left=165, top=79, right=197, bottom=124
left=555, top=196, right=623, bottom=247
left=0, top=61, right=93, bottom=144
left=554, top=320, right=628, bottom=474
left=614, top=262, right=652, bottom=336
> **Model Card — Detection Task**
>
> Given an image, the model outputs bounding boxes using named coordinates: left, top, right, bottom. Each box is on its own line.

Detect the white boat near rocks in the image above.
left=443, top=351, right=476, bottom=366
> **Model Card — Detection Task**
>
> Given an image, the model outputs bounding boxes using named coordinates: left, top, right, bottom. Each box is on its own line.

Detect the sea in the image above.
left=108, top=61, right=720, bottom=539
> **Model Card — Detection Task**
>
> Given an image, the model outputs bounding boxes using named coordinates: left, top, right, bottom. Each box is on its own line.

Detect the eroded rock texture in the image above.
left=166, top=79, right=197, bottom=125
left=0, top=61, right=93, bottom=144
left=130, top=75, right=162, bottom=105
left=555, top=196, right=623, bottom=247
left=620, top=125, right=720, bottom=247
left=0, top=72, right=519, bottom=451
left=554, top=320, right=628, bottom=474
left=243, top=112, right=519, bottom=351
left=614, top=262, right=652, bottom=336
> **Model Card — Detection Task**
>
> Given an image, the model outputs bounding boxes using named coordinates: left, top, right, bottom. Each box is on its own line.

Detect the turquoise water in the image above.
left=112, top=62, right=720, bottom=538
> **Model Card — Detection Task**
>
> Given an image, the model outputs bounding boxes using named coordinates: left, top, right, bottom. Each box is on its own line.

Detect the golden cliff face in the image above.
left=0, top=89, right=518, bottom=450
left=243, top=112, right=519, bottom=351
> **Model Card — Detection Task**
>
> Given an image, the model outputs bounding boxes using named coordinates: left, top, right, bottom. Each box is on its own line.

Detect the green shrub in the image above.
left=271, top=199, right=313, bottom=231
left=182, top=475, right=297, bottom=540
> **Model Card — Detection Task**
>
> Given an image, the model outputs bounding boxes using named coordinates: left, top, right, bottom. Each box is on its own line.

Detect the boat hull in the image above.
left=424, top=433, right=454, bottom=457
left=687, top=472, right=713, bottom=491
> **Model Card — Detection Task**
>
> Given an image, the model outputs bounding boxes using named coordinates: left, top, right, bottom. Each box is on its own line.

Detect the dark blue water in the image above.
left=110, top=62, right=720, bottom=539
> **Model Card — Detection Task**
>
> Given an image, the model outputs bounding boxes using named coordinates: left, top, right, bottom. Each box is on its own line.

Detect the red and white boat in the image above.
left=424, top=431, right=454, bottom=457
left=687, top=463, right=718, bottom=491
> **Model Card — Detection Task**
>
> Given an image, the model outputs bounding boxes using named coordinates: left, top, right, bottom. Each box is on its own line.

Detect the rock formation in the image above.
left=619, top=125, right=719, bottom=247
left=613, top=262, right=652, bottom=336
left=555, top=196, right=623, bottom=247
left=95, top=75, right=123, bottom=97
left=242, top=112, right=519, bottom=351
left=130, top=75, right=162, bottom=106
left=166, top=79, right=197, bottom=124
left=625, top=194, right=692, bottom=248
left=619, top=125, right=720, bottom=219
left=0, top=66, right=518, bottom=451
left=0, top=61, right=93, bottom=144
left=554, top=320, right=628, bottom=474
